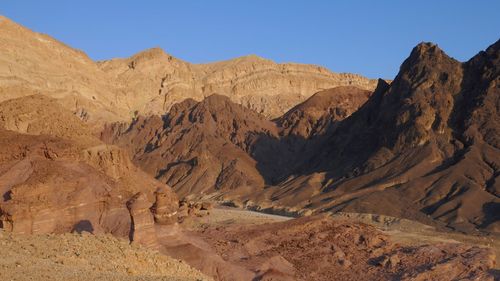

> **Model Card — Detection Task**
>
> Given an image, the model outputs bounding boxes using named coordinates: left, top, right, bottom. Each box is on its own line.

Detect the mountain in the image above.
left=3, top=95, right=496, bottom=280
left=99, top=49, right=378, bottom=118
left=0, top=15, right=378, bottom=128
left=0, top=15, right=498, bottom=280
left=0, top=16, right=128, bottom=127
left=260, top=41, right=500, bottom=233
left=105, top=40, right=500, bottom=233
left=276, top=86, right=371, bottom=138
left=101, top=94, right=281, bottom=198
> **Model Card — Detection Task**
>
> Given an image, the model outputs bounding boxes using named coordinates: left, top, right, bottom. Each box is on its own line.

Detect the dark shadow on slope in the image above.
left=72, top=220, right=94, bottom=234
left=3, top=190, right=12, bottom=201
left=480, top=202, right=500, bottom=228
left=250, top=78, right=392, bottom=186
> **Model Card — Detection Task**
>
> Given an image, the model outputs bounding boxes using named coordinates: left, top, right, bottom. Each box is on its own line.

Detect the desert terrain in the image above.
left=0, top=14, right=499, bottom=280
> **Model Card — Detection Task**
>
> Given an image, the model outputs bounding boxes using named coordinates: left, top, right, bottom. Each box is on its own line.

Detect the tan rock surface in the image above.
left=127, top=192, right=160, bottom=249
left=99, top=49, right=378, bottom=118
left=0, top=16, right=128, bottom=126
left=153, top=186, right=180, bottom=225
left=0, top=15, right=377, bottom=127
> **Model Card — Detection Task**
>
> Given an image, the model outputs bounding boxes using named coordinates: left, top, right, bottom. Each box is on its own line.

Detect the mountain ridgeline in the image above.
left=0, top=15, right=499, bottom=280
left=103, top=40, right=500, bottom=233
left=0, top=15, right=498, bottom=235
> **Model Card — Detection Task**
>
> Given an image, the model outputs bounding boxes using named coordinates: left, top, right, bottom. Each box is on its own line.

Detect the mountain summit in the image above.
left=105, top=40, right=500, bottom=233
left=0, top=16, right=377, bottom=127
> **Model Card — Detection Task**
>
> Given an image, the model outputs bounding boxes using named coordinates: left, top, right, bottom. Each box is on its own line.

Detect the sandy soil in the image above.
left=1, top=207, right=498, bottom=280
left=181, top=207, right=291, bottom=230
left=0, top=230, right=211, bottom=281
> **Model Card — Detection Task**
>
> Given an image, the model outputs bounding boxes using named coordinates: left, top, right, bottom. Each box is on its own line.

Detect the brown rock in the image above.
left=0, top=96, right=165, bottom=239
left=151, top=186, right=179, bottom=225
left=196, top=215, right=496, bottom=281
left=126, top=192, right=159, bottom=249
left=200, top=202, right=213, bottom=211
left=120, top=40, right=499, bottom=234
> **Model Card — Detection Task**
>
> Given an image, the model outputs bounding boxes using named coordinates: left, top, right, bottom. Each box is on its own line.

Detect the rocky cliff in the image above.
left=0, top=15, right=378, bottom=128
left=99, top=49, right=378, bottom=118
left=101, top=94, right=280, bottom=198
left=0, top=95, right=179, bottom=237
left=105, top=40, right=500, bottom=234
left=261, top=40, right=500, bottom=233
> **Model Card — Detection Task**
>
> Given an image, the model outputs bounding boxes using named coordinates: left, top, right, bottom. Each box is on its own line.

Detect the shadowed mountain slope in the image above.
left=263, top=40, right=500, bottom=233
left=105, top=40, right=500, bottom=233
left=101, top=94, right=281, bottom=198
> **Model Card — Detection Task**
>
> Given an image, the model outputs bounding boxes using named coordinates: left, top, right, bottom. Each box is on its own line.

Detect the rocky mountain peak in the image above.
left=128, top=47, right=174, bottom=67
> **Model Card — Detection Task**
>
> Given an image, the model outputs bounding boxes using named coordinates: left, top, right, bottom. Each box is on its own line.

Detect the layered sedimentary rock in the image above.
left=259, top=40, right=500, bottom=233
left=152, top=186, right=179, bottom=225
left=0, top=130, right=132, bottom=236
left=127, top=192, right=159, bottom=249
left=0, top=15, right=377, bottom=128
left=0, top=16, right=128, bottom=126
left=0, top=95, right=178, bottom=238
left=106, top=40, right=500, bottom=233
left=99, top=49, right=378, bottom=118
left=317, top=41, right=498, bottom=231
left=102, top=85, right=373, bottom=199
left=276, top=86, right=371, bottom=138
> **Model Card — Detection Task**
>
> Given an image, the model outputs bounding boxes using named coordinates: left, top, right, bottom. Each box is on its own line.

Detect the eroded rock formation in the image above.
left=195, top=215, right=497, bottom=280
left=152, top=186, right=179, bottom=225
left=0, top=95, right=178, bottom=239
left=99, top=49, right=378, bottom=118
left=278, top=40, right=500, bottom=233
left=101, top=94, right=281, bottom=197
left=105, top=40, right=500, bottom=234
left=276, top=86, right=371, bottom=138
left=0, top=15, right=377, bottom=127
left=127, top=192, right=159, bottom=249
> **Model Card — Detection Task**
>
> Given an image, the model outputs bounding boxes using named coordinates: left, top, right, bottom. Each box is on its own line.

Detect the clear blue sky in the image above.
left=1, top=1, right=499, bottom=79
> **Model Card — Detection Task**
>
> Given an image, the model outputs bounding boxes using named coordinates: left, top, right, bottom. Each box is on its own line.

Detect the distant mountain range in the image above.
left=0, top=15, right=377, bottom=126
left=104, top=41, right=500, bottom=234
left=0, top=14, right=498, bottom=237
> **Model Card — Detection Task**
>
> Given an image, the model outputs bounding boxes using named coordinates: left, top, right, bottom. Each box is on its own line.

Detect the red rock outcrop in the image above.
left=127, top=192, right=159, bottom=249
left=0, top=130, right=134, bottom=236
left=0, top=96, right=179, bottom=239
left=276, top=40, right=500, bottom=233
left=102, top=94, right=281, bottom=197
left=105, top=40, right=500, bottom=234
left=152, top=186, right=179, bottom=225
left=276, top=86, right=371, bottom=138
left=195, top=215, right=497, bottom=280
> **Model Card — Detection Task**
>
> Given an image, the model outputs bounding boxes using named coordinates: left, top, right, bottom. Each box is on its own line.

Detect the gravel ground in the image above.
left=0, top=230, right=211, bottom=281
left=181, top=207, right=291, bottom=231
